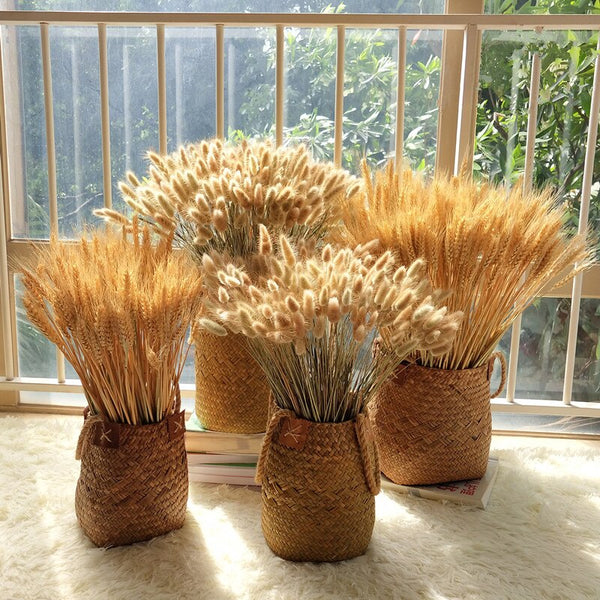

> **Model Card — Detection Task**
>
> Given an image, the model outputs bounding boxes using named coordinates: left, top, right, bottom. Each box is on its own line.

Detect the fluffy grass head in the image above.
left=96, top=138, right=358, bottom=274
left=198, top=226, right=462, bottom=421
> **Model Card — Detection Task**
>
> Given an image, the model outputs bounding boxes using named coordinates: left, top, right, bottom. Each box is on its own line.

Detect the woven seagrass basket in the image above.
left=256, top=406, right=380, bottom=562
left=75, top=406, right=188, bottom=548
left=371, top=352, right=506, bottom=486
left=193, top=327, right=270, bottom=433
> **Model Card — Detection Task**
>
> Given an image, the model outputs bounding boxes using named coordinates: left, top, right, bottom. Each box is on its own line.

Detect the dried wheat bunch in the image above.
left=197, top=226, right=462, bottom=422
left=337, top=161, right=596, bottom=370
left=21, top=222, right=204, bottom=425
left=95, top=139, right=357, bottom=274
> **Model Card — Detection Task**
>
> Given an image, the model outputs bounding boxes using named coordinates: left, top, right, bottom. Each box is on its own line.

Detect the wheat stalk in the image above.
left=336, top=161, right=596, bottom=370
left=21, top=223, right=204, bottom=425
left=197, top=226, right=462, bottom=421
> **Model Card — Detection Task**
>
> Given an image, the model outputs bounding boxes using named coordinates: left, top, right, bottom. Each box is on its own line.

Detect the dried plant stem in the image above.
left=22, top=226, right=203, bottom=425
left=248, top=317, right=398, bottom=422
left=199, top=227, right=462, bottom=422
left=338, top=162, right=595, bottom=370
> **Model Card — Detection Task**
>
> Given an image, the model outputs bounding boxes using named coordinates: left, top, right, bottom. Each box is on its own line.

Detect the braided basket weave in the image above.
left=256, top=406, right=380, bottom=562
left=75, top=408, right=188, bottom=548
left=193, top=327, right=270, bottom=433
left=371, top=353, right=506, bottom=486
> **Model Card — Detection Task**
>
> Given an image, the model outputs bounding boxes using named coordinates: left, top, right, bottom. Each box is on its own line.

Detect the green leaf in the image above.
left=568, top=45, right=580, bottom=67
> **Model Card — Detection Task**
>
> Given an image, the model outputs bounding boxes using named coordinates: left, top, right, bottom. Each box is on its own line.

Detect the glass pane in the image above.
left=493, top=328, right=511, bottom=400
left=284, top=28, right=335, bottom=162
left=402, top=29, right=441, bottom=175
left=166, top=27, right=216, bottom=150
left=181, top=327, right=196, bottom=386
left=342, top=28, right=398, bottom=172
left=492, top=298, right=599, bottom=403
left=476, top=29, right=600, bottom=246
left=514, top=298, right=568, bottom=401
left=15, top=275, right=56, bottom=379
left=485, top=0, right=596, bottom=15
left=8, top=26, right=50, bottom=240
left=19, top=390, right=87, bottom=407
left=492, top=413, right=600, bottom=435
left=51, top=27, right=103, bottom=238
left=572, top=298, right=600, bottom=402
left=107, top=26, right=158, bottom=216
left=226, top=27, right=275, bottom=140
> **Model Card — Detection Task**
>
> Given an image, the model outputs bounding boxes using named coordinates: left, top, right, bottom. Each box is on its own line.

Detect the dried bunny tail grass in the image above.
left=21, top=227, right=204, bottom=425
left=336, top=160, right=596, bottom=369
left=94, top=138, right=358, bottom=273
left=197, top=233, right=461, bottom=421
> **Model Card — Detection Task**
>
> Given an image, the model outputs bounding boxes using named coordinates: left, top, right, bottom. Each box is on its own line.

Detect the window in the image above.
left=1, top=1, right=599, bottom=432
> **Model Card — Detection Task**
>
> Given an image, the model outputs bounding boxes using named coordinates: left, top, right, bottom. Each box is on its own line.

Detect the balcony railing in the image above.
left=0, top=10, right=599, bottom=420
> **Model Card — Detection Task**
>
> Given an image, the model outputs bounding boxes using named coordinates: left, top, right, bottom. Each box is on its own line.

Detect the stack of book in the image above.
left=185, top=413, right=261, bottom=486
left=380, top=457, right=499, bottom=509
left=185, top=413, right=499, bottom=508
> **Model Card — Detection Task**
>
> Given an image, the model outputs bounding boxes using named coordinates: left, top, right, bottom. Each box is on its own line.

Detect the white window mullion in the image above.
left=505, top=51, right=541, bottom=404
left=562, top=37, right=600, bottom=406
left=215, top=24, right=224, bottom=139
left=156, top=23, right=167, bottom=154
left=394, top=26, right=406, bottom=171
left=334, top=25, right=345, bottom=168
left=98, top=23, right=112, bottom=210
left=275, top=24, right=285, bottom=147
left=40, top=23, right=65, bottom=384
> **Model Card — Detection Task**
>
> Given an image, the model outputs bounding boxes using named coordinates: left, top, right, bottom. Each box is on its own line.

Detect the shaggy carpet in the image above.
left=0, top=414, right=599, bottom=600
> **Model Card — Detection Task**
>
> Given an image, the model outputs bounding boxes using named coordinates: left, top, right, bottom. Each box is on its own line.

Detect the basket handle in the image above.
left=75, top=409, right=102, bottom=460
left=173, top=384, right=182, bottom=414
left=487, top=351, right=507, bottom=399
left=355, top=411, right=381, bottom=496
left=255, top=405, right=295, bottom=485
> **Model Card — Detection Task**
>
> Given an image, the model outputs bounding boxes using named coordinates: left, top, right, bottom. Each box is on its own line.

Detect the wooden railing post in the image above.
left=436, top=0, right=484, bottom=175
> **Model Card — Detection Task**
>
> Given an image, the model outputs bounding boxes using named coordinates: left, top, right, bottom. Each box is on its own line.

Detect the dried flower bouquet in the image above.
left=199, top=226, right=462, bottom=420
left=96, top=138, right=355, bottom=272
left=338, top=161, right=596, bottom=485
left=339, top=162, right=595, bottom=370
left=198, top=225, right=462, bottom=561
left=22, top=224, right=203, bottom=546
left=96, top=139, right=357, bottom=433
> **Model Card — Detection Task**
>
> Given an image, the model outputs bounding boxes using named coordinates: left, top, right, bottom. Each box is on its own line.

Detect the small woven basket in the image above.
left=371, top=353, right=506, bottom=486
left=193, top=326, right=270, bottom=433
left=74, top=405, right=188, bottom=548
left=256, top=406, right=380, bottom=562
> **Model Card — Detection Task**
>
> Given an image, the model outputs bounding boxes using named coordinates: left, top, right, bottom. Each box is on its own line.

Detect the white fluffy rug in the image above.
left=1, top=414, right=599, bottom=600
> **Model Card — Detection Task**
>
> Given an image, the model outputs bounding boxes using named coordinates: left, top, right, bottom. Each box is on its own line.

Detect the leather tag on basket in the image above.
left=93, top=421, right=120, bottom=449
left=278, top=416, right=311, bottom=450
left=167, top=410, right=186, bottom=441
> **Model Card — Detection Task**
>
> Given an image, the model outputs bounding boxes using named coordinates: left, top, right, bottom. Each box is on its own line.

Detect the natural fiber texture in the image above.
left=75, top=410, right=188, bottom=547
left=257, top=407, right=380, bottom=562
left=193, top=328, right=270, bottom=433
left=371, top=354, right=506, bottom=485
left=96, top=139, right=356, bottom=271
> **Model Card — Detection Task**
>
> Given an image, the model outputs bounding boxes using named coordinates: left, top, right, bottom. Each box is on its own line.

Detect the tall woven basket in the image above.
left=256, top=406, right=380, bottom=562
left=75, top=406, right=188, bottom=548
left=193, top=327, right=270, bottom=433
left=371, top=353, right=506, bottom=486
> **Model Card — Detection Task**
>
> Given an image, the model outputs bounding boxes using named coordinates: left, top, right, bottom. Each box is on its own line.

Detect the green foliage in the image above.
left=234, top=14, right=441, bottom=174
